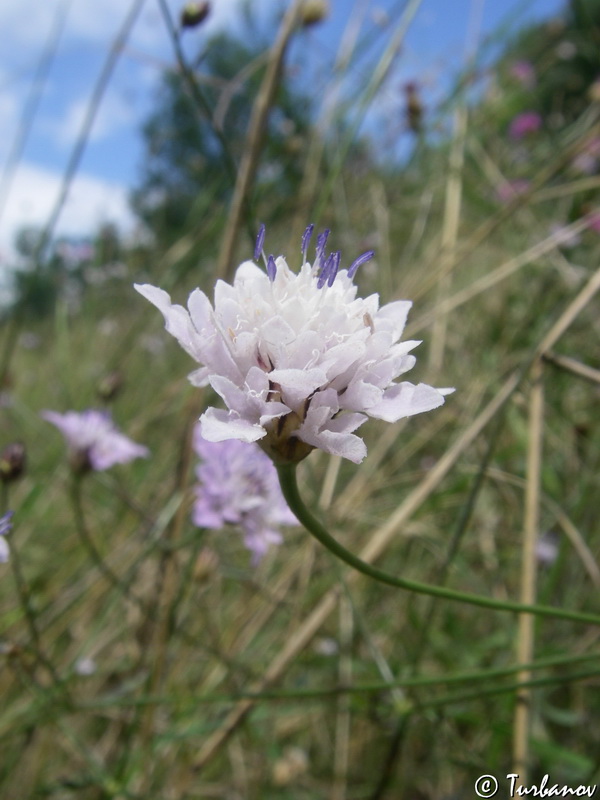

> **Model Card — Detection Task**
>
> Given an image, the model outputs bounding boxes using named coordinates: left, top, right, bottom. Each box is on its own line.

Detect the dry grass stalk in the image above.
left=512, top=357, right=544, bottom=783
left=543, top=352, right=600, bottom=386
left=408, top=214, right=597, bottom=337
left=332, top=595, right=353, bottom=800
left=429, top=105, right=467, bottom=374
left=217, top=0, right=304, bottom=281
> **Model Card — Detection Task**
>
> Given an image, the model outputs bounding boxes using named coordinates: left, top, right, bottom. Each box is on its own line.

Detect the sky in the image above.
left=0, top=0, right=566, bottom=268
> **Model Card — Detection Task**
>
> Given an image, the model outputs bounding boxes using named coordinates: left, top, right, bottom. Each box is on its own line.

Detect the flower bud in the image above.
left=97, top=370, right=124, bottom=402
left=272, top=747, right=309, bottom=786
left=300, top=0, right=329, bottom=27
left=180, top=2, right=210, bottom=29
left=0, top=442, right=26, bottom=483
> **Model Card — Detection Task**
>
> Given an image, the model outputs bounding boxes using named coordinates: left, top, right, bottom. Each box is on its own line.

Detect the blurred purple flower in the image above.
left=587, top=211, right=600, bottom=234
left=536, top=531, right=559, bottom=566
left=548, top=223, right=581, bottom=249
left=0, top=511, right=14, bottom=563
left=509, top=111, right=542, bottom=140
left=495, top=179, right=531, bottom=203
left=510, top=60, right=536, bottom=88
left=192, top=426, right=298, bottom=564
left=572, top=137, right=600, bottom=175
left=42, top=409, right=149, bottom=472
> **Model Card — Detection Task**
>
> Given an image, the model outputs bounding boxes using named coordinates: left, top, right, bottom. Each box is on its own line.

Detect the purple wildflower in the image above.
left=587, top=211, right=600, bottom=234
left=192, top=426, right=298, bottom=564
left=495, top=179, right=531, bottom=204
left=572, top=137, right=600, bottom=175
left=0, top=511, right=14, bottom=563
left=508, top=111, right=542, bottom=140
left=42, top=409, right=149, bottom=473
left=509, top=60, right=536, bottom=88
left=536, top=532, right=559, bottom=566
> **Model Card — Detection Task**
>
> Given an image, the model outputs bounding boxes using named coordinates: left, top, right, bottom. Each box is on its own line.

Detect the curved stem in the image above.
left=70, top=475, right=140, bottom=605
left=277, top=463, right=600, bottom=627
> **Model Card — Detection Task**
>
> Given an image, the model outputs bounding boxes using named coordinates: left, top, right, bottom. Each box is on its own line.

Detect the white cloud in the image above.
left=0, top=162, right=135, bottom=265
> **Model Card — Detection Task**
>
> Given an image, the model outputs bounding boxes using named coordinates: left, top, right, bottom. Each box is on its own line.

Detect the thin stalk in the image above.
left=156, top=0, right=239, bottom=190
left=70, top=474, right=140, bottom=605
left=2, top=485, right=61, bottom=685
left=543, top=351, right=600, bottom=386
left=428, top=104, right=467, bottom=374
left=512, top=358, right=544, bottom=783
left=332, top=596, right=353, bottom=800
left=217, top=1, right=304, bottom=281
left=77, top=652, right=600, bottom=709
left=135, top=398, right=200, bottom=791
left=276, top=463, right=600, bottom=627
left=32, top=0, right=147, bottom=264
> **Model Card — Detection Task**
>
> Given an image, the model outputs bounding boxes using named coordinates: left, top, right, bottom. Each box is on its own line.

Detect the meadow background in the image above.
left=1, top=0, right=600, bottom=797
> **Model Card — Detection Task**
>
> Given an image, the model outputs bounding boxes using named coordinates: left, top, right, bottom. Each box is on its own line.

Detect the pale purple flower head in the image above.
left=536, top=531, right=559, bottom=566
left=548, top=222, right=581, bottom=249
left=509, top=60, right=536, bottom=88
left=586, top=210, right=600, bottom=234
left=0, top=511, right=14, bottom=564
left=135, top=225, right=452, bottom=465
left=572, top=137, right=600, bottom=175
left=192, top=426, right=297, bottom=564
left=495, top=179, right=531, bottom=204
left=508, top=111, right=542, bottom=140
left=42, top=409, right=149, bottom=473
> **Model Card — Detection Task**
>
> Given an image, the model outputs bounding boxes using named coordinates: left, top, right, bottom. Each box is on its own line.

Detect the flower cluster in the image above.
left=42, top=409, right=149, bottom=473
left=135, top=225, right=451, bottom=464
left=192, top=427, right=297, bottom=564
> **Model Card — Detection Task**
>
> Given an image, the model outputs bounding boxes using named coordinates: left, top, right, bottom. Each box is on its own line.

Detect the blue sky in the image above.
left=0, top=0, right=565, bottom=264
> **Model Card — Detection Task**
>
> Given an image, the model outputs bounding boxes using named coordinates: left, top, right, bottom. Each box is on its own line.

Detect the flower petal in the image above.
left=200, top=408, right=266, bottom=443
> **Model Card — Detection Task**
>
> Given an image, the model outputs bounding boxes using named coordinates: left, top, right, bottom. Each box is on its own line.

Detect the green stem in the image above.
left=70, top=474, right=141, bottom=606
left=277, top=464, right=600, bottom=627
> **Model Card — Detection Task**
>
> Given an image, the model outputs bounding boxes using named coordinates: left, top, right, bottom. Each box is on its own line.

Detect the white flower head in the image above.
left=135, top=225, right=452, bottom=464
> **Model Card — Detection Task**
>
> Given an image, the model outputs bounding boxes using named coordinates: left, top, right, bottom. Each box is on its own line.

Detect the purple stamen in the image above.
left=314, top=228, right=330, bottom=268
left=254, top=223, right=266, bottom=260
left=0, top=510, right=13, bottom=536
left=327, top=251, right=341, bottom=287
left=301, top=224, right=314, bottom=258
left=317, top=252, right=334, bottom=289
left=347, top=250, right=375, bottom=279
left=267, top=254, right=277, bottom=281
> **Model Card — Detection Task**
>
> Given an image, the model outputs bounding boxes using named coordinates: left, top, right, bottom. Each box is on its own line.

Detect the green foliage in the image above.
left=497, top=0, right=600, bottom=125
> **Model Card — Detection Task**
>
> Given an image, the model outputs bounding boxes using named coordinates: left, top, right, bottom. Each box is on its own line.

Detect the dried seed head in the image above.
left=180, top=1, right=210, bottom=29
left=97, top=370, right=124, bottom=402
left=300, top=0, right=329, bottom=27
left=0, top=442, right=26, bottom=483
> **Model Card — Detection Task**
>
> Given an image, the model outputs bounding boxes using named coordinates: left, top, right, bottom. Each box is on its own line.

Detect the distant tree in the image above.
left=132, top=31, right=313, bottom=249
